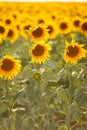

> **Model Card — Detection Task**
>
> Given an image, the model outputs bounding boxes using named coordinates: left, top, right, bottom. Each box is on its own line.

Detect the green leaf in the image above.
left=66, top=103, right=81, bottom=123
left=57, top=125, right=67, bottom=130
left=44, top=60, right=56, bottom=70
left=56, top=68, right=65, bottom=81
left=76, top=127, right=87, bottom=130
left=74, top=87, right=87, bottom=107
left=0, top=102, right=8, bottom=114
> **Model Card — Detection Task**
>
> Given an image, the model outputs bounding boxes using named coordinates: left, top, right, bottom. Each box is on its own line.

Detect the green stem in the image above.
left=36, top=63, right=41, bottom=70
left=5, top=80, right=9, bottom=95
left=67, top=123, right=71, bottom=130
left=67, top=64, right=72, bottom=89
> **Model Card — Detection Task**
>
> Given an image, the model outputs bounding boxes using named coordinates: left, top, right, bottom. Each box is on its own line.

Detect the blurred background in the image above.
left=0, top=0, right=87, bottom=2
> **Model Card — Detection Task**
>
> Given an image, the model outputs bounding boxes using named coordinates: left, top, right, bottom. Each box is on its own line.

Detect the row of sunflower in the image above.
left=0, top=2, right=87, bottom=43
left=0, top=2, right=87, bottom=130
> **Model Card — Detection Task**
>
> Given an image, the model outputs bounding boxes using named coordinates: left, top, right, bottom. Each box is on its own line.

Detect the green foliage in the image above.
left=0, top=33, right=87, bottom=130
left=74, top=87, right=87, bottom=107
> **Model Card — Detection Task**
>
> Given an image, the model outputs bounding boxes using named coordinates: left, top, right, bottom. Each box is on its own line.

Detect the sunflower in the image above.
left=29, top=24, right=49, bottom=42
left=35, top=12, right=47, bottom=25
left=0, top=55, right=22, bottom=80
left=80, top=19, right=87, bottom=36
left=33, top=72, right=41, bottom=80
left=29, top=41, right=52, bottom=64
left=6, top=26, right=19, bottom=43
left=15, top=20, right=21, bottom=32
left=64, top=40, right=87, bottom=64
left=0, top=22, right=8, bottom=39
left=3, top=15, right=15, bottom=27
left=10, top=10, right=21, bottom=21
left=20, top=21, right=33, bottom=38
left=71, top=16, right=81, bottom=32
left=57, top=17, right=72, bottom=35
left=46, top=21, right=58, bottom=39
left=49, top=11, right=58, bottom=21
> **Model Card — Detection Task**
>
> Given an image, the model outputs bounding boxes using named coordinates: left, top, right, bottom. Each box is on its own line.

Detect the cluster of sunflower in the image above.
left=0, top=2, right=87, bottom=130
left=0, top=2, right=87, bottom=42
left=0, top=2, right=87, bottom=79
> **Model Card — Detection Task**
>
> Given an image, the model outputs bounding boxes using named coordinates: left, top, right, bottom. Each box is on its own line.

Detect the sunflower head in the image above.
left=36, top=13, right=47, bottom=24
left=32, top=27, right=43, bottom=37
left=60, top=22, right=67, bottom=30
left=81, top=22, right=87, bottom=31
left=74, top=20, right=80, bottom=27
left=33, top=72, right=41, bottom=80
left=64, top=40, right=87, bottom=64
left=0, top=22, right=8, bottom=39
left=71, top=16, right=81, bottom=31
left=0, top=55, right=22, bottom=80
left=29, top=41, right=52, bottom=64
left=58, top=18, right=72, bottom=34
left=3, top=15, right=15, bottom=26
left=6, top=26, right=19, bottom=43
left=20, top=21, right=33, bottom=38
left=46, top=21, right=58, bottom=39
left=80, top=20, right=87, bottom=36
left=0, top=25, right=5, bottom=34
left=29, top=24, right=49, bottom=42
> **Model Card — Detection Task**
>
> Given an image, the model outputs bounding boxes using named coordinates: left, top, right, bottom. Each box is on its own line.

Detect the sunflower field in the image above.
left=0, top=1, right=87, bottom=130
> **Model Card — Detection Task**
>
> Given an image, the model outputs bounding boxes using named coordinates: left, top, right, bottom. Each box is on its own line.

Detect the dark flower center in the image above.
left=47, top=25, right=53, bottom=34
left=5, top=19, right=11, bottom=25
left=74, top=20, right=80, bottom=27
left=1, top=59, right=14, bottom=71
left=16, top=25, right=20, bottom=30
left=67, top=46, right=79, bottom=57
left=7, top=29, right=14, bottom=37
left=32, top=27, right=43, bottom=38
left=52, top=15, right=56, bottom=19
left=81, top=22, right=87, bottom=31
left=38, top=19, right=44, bottom=24
left=0, top=26, right=5, bottom=34
left=60, top=22, right=67, bottom=30
left=32, top=44, right=45, bottom=56
left=13, top=14, right=17, bottom=19
left=24, top=25, right=31, bottom=30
